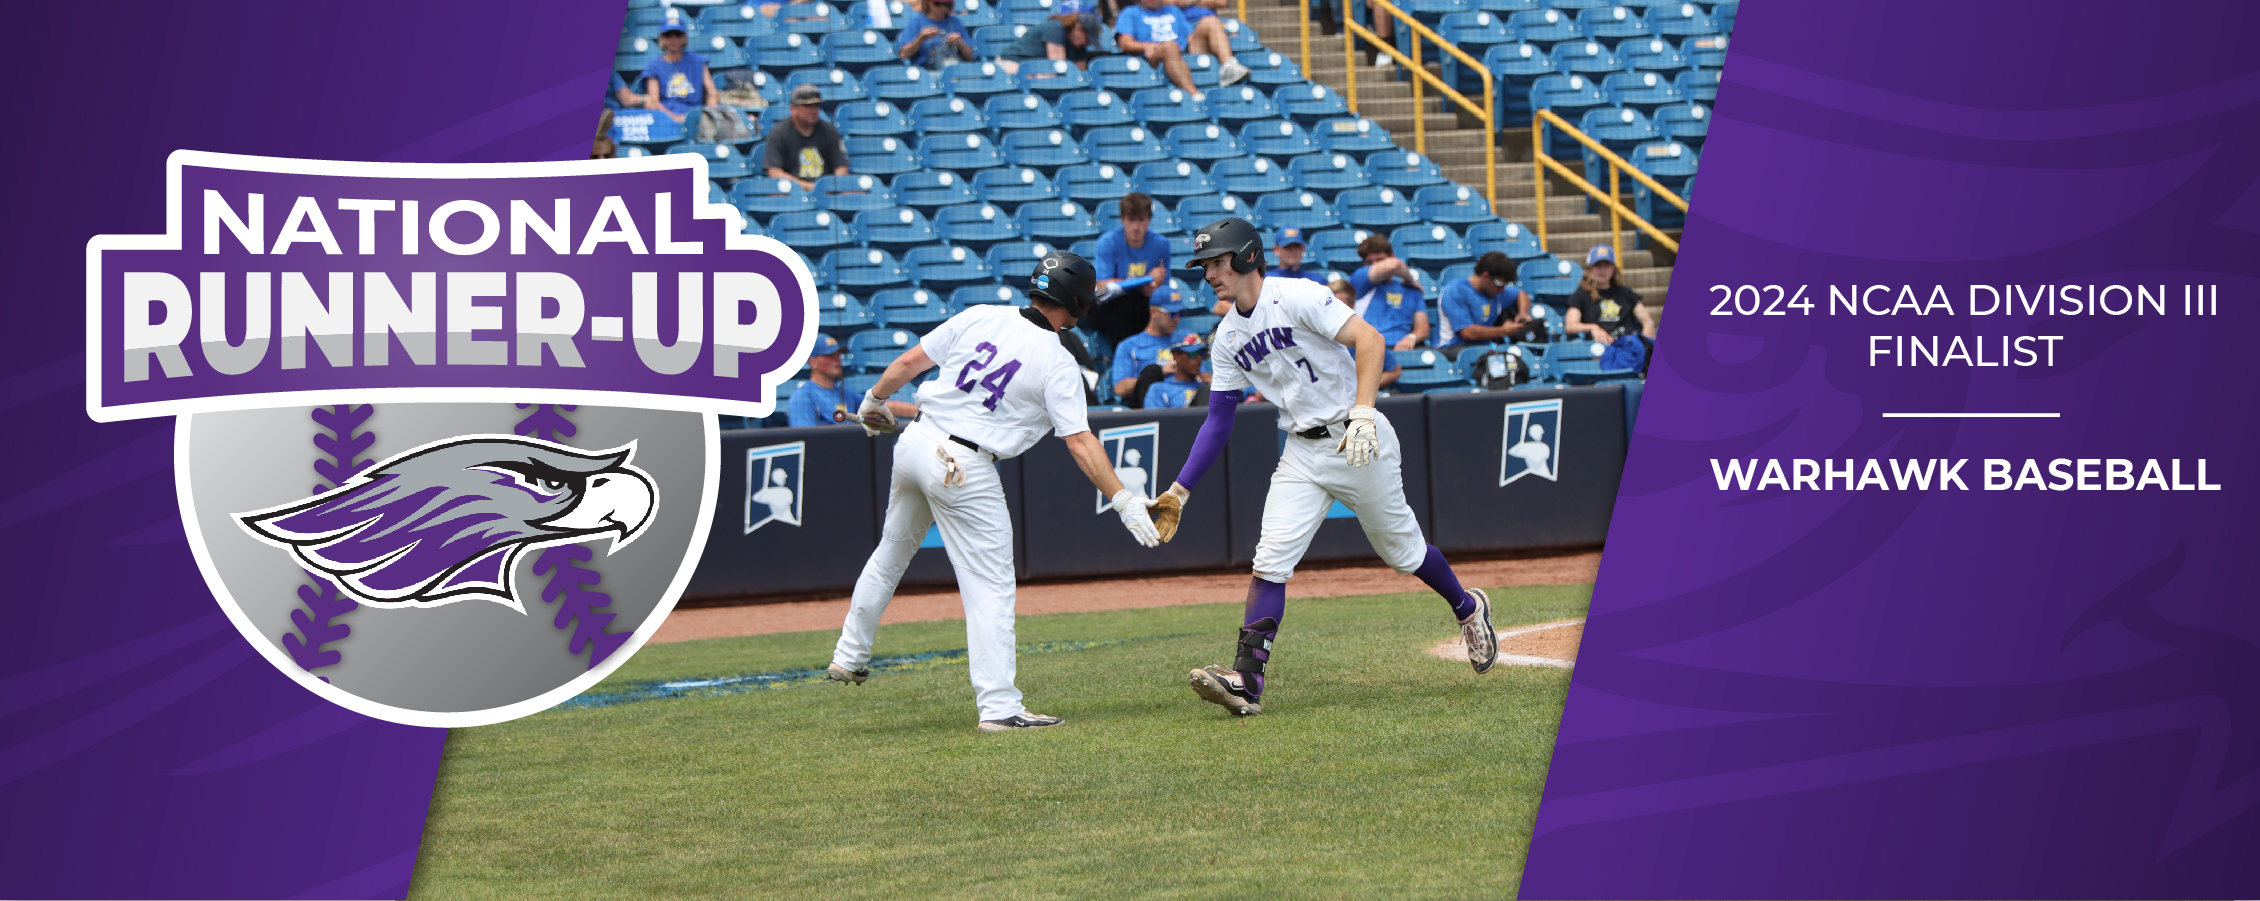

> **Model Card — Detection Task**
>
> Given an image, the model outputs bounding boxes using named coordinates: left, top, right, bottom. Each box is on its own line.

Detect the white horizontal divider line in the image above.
left=1880, top=412, right=2061, bottom=418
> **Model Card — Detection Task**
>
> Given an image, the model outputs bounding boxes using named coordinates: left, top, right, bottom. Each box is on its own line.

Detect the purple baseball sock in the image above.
left=1414, top=544, right=1476, bottom=620
left=1237, top=577, right=1286, bottom=697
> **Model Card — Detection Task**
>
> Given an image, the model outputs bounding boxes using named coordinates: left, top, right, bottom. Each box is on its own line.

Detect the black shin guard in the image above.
left=1235, top=617, right=1278, bottom=678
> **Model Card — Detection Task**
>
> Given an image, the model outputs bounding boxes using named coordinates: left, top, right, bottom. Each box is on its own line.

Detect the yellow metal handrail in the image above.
left=1530, top=108, right=1687, bottom=256
left=1305, top=0, right=1495, bottom=211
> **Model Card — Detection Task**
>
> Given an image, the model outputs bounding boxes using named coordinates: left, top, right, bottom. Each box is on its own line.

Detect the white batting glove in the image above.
left=1112, top=488, right=1160, bottom=548
left=857, top=389, right=899, bottom=436
left=1338, top=405, right=1378, bottom=467
left=1095, top=280, right=1125, bottom=301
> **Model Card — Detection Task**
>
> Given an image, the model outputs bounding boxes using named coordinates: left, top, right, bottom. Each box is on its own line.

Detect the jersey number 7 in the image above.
left=956, top=341, right=1024, bottom=411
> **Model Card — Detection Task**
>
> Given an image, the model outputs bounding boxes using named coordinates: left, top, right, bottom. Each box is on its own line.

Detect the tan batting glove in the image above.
left=1338, top=405, right=1378, bottom=467
left=857, top=389, right=899, bottom=436
left=1111, top=488, right=1159, bottom=547
left=1147, top=482, right=1190, bottom=542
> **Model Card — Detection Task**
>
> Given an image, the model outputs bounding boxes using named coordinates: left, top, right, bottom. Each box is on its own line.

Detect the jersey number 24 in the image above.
left=956, top=341, right=1023, bottom=411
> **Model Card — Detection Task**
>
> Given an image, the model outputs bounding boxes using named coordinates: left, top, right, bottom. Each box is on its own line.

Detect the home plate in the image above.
left=1430, top=619, right=1583, bottom=668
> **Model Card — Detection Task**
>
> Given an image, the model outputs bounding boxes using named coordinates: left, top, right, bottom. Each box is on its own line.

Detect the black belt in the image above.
left=948, top=433, right=988, bottom=455
left=1295, top=423, right=1335, bottom=440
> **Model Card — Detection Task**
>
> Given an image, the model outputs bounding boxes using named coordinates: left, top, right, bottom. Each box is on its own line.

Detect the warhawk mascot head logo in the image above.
left=237, top=436, right=659, bottom=613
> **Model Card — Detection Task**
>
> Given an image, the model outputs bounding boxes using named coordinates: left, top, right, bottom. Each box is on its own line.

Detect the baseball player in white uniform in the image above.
left=1146, top=217, right=1498, bottom=716
left=827, top=250, right=1162, bottom=732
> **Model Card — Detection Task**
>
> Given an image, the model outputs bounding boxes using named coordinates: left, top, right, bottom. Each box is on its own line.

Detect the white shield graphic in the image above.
left=1096, top=421, right=1160, bottom=512
left=744, top=441, right=806, bottom=532
left=1500, top=399, right=1564, bottom=486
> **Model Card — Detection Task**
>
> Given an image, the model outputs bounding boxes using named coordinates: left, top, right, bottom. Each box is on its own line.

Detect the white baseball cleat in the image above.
left=978, top=712, right=1064, bottom=732
left=826, top=663, right=869, bottom=685
left=1460, top=588, right=1497, bottom=675
left=1188, top=664, right=1263, bottom=716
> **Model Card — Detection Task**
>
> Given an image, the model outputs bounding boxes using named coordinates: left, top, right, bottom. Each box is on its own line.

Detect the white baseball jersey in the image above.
left=1210, top=274, right=1359, bottom=433
left=912, top=304, right=1090, bottom=457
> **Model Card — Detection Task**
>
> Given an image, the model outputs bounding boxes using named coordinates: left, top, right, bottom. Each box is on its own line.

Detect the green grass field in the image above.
left=410, top=583, right=1590, bottom=900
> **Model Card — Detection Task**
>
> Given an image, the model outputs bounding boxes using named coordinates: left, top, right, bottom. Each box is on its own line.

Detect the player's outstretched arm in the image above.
left=1063, top=431, right=1159, bottom=547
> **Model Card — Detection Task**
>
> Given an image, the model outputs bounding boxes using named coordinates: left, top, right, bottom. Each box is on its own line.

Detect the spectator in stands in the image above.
left=1266, top=227, right=1327, bottom=285
left=763, top=85, right=852, bottom=191
left=606, top=72, right=642, bottom=110
left=897, top=0, right=977, bottom=69
left=1437, top=251, right=1541, bottom=360
left=1089, top=192, right=1171, bottom=358
left=1115, top=0, right=1249, bottom=94
left=788, top=334, right=918, bottom=427
left=1109, top=287, right=1184, bottom=407
left=592, top=136, right=617, bottom=159
left=1330, top=276, right=1402, bottom=388
left=637, top=20, right=719, bottom=123
left=1564, top=244, right=1654, bottom=343
left=1347, top=234, right=1429, bottom=352
left=1001, top=8, right=1102, bottom=74
left=1143, top=335, right=1211, bottom=409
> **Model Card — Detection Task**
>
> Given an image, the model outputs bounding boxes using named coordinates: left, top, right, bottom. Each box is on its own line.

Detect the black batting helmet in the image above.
left=1028, top=249, right=1097, bottom=318
left=1184, top=216, right=1265, bottom=276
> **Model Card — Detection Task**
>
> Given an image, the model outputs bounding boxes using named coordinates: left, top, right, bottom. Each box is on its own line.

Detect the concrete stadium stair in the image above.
left=1229, top=0, right=1676, bottom=310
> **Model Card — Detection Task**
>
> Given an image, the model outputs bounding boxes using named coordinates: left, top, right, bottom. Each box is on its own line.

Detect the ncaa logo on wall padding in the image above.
left=745, top=441, right=806, bottom=532
left=1097, top=421, right=1160, bottom=513
left=1500, top=399, right=1563, bottom=485
left=89, top=151, right=815, bottom=726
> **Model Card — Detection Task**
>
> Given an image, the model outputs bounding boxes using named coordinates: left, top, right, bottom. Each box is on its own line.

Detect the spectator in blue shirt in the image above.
left=1108, top=287, right=1184, bottom=406
left=1001, top=9, right=1100, bottom=74
left=787, top=334, right=918, bottom=427
left=1437, top=251, right=1541, bottom=361
left=636, top=16, right=718, bottom=122
left=1347, top=233, right=1429, bottom=351
left=1143, top=334, right=1211, bottom=409
left=1089, top=192, right=1173, bottom=357
left=1265, top=226, right=1327, bottom=285
left=896, top=0, right=976, bottom=69
left=1114, top=0, right=1248, bottom=95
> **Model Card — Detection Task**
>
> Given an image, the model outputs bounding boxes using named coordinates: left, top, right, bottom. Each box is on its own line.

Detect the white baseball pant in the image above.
left=1252, top=410, right=1427, bottom=582
left=832, top=419, right=1026, bottom=721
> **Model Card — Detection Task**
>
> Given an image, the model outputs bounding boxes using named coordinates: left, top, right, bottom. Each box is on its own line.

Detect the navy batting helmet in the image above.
left=1184, top=216, right=1265, bottom=276
left=1028, top=249, right=1097, bottom=318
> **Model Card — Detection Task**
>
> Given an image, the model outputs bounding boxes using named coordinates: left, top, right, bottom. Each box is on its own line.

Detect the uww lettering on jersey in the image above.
left=1232, top=327, right=1299, bottom=371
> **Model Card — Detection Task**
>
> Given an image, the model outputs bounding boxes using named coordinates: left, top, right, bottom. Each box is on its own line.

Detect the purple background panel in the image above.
left=0, top=1, right=622, bottom=898
left=1520, top=2, right=2260, bottom=898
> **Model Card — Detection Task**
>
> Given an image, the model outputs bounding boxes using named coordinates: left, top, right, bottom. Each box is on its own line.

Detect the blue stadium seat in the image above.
left=1132, top=87, right=1213, bottom=128
left=701, top=3, right=777, bottom=39
left=1438, top=13, right=1516, bottom=92
left=781, top=0, right=852, bottom=35
left=751, top=33, right=825, bottom=72
left=1090, top=56, right=1167, bottom=93
left=1712, top=1, right=1736, bottom=35
left=984, top=241, right=1057, bottom=278
left=1574, top=5, right=1650, bottom=40
left=730, top=175, right=820, bottom=223
left=695, top=34, right=756, bottom=71
left=1466, top=219, right=1547, bottom=260
left=1415, top=184, right=1494, bottom=226
left=1507, top=8, right=1583, bottom=49
left=1013, top=200, right=1102, bottom=242
left=1312, top=116, right=1396, bottom=154
left=891, top=169, right=980, bottom=213
left=1000, top=128, right=1091, bottom=175
left=1253, top=191, right=1341, bottom=232
left=1363, top=150, right=1448, bottom=190
left=1221, top=18, right=1263, bottom=53
left=905, top=245, right=996, bottom=294
left=1181, top=54, right=1224, bottom=90
left=787, top=67, right=871, bottom=105
left=1055, top=162, right=1135, bottom=203
left=972, top=166, right=1060, bottom=207
left=1133, top=159, right=1219, bottom=203
left=823, top=29, right=899, bottom=73
left=628, top=5, right=683, bottom=26
left=854, top=206, right=944, bottom=254
left=1085, top=125, right=1170, bottom=166
left=1531, top=74, right=1610, bottom=155
left=1390, top=223, right=1472, bottom=267
left=825, top=248, right=914, bottom=292
left=844, top=135, right=920, bottom=174
left=818, top=290, right=878, bottom=338
left=1241, top=50, right=1304, bottom=87
left=1652, top=101, right=1708, bottom=150
left=1550, top=40, right=1623, bottom=79
left=1547, top=0, right=1610, bottom=9
left=1176, top=193, right=1250, bottom=228
left=757, top=103, right=796, bottom=137
left=1289, top=152, right=1375, bottom=200
left=1058, top=89, right=1134, bottom=135
left=1164, top=123, right=1245, bottom=163
left=707, top=180, right=730, bottom=206
left=955, top=283, right=1029, bottom=310
left=816, top=173, right=901, bottom=214
left=1240, top=119, right=1319, bottom=161
left=739, top=212, right=768, bottom=238
left=909, top=96, right=988, bottom=133
left=918, top=131, right=1008, bottom=174
left=1645, top=1, right=1717, bottom=37
left=1017, top=58, right=1095, bottom=99
left=768, top=209, right=858, bottom=255
left=973, top=23, right=1025, bottom=58
left=1210, top=85, right=1283, bottom=129
left=1621, top=35, right=1688, bottom=72
left=863, top=63, right=945, bottom=102
left=1275, top=82, right=1351, bottom=128
left=608, top=109, right=686, bottom=149
left=956, top=0, right=1005, bottom=28
left=943, top=60, right=1024, bottom=101
left=1213, top=155, right=1295, bottom=202
left=1003, top=0, right=1065, bottom=25
left=1605, top=69, right=1686, bottom=115
left=934, top=202, right=1025, bottom=250
left=1334, top=185, right=1420, bottom=229
left=1629, top=139, right=1696, bottom=229
left=1309, top=227, right=1373, bottom=270
left=849, top=325, right=924, bottom=366
left=1519, top=256, right=1581, bottom=301
left=1069, top=238, right=1101, bottom=261
left=1482, top=42, right=1557, bottom=121
left=834, top=99, right=912, bottom=136
left=1095, top=197, right=1184, bottom=236
left=1674, top=67, right=1717, bottom=104
left=986, top=93, right=1065, bottom=131
left=1395, top=357, right=1469, bottom=390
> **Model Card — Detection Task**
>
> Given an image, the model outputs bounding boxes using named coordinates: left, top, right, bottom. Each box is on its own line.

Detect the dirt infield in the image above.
left=652, top=550, right=1602, bottom=642
left=1430, top=620, right=1584, bottom=667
